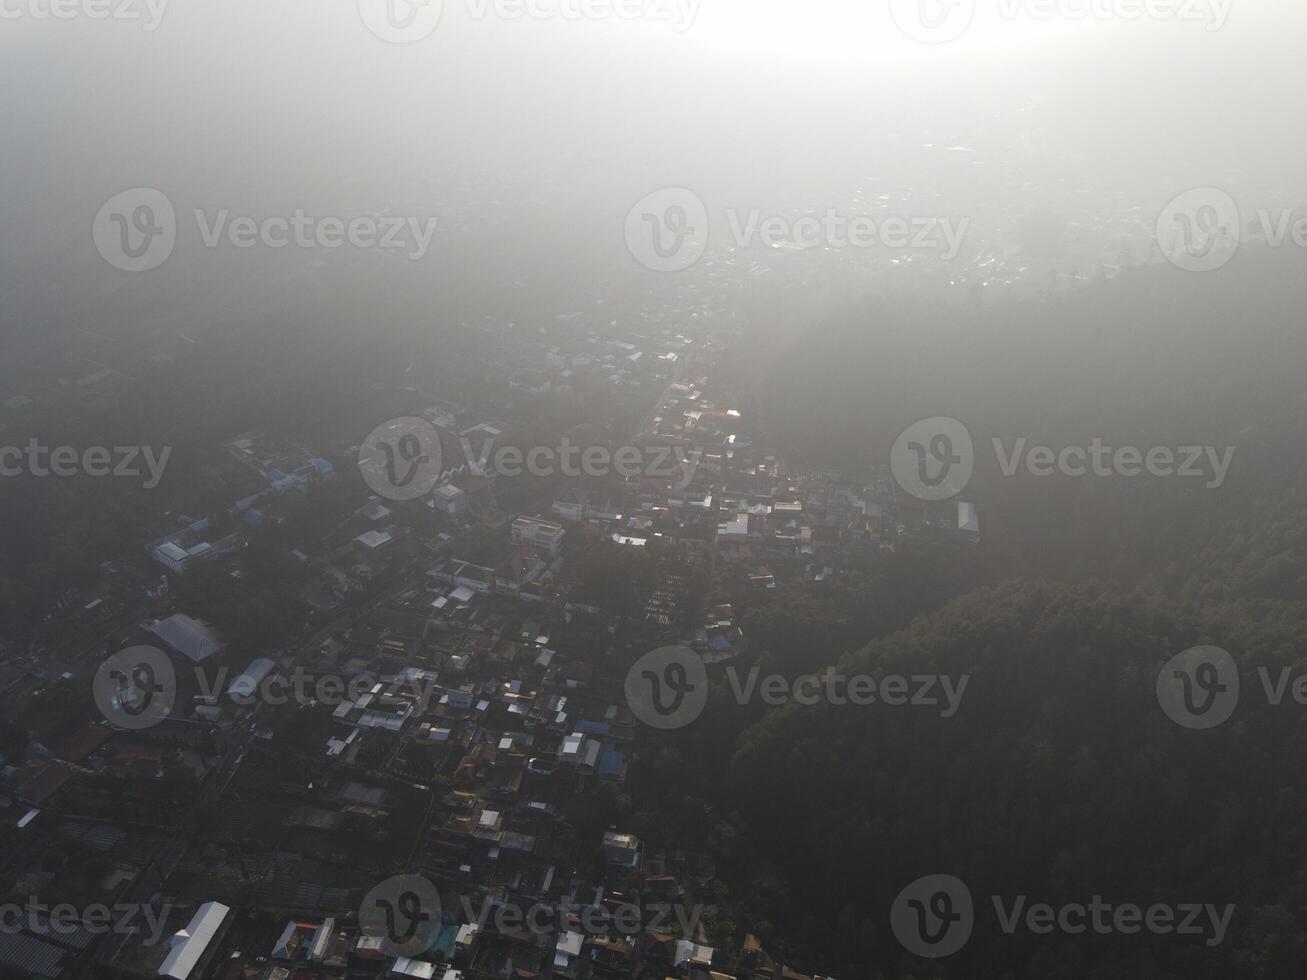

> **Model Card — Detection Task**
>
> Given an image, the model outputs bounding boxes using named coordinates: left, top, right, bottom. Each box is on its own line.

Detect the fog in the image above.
left=2, top=0, right=1305, bottom=350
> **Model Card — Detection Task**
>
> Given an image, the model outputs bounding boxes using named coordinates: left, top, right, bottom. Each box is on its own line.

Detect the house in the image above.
left=602, top=831, right=641, bottom=870
left=433, top=483, right=467, bottom=516
left=554, top=930, right=584, bottom=974
left=495, top=547, right=549, bottom=599
left=511, top=515, right=566, bottom=557
left=674, top=939, right=715, bottom=973
left=558, top=733, right=602, bottom=774
left=355, top=529, right=395, bottom=554
left=358, top=501, right=393, bottom=523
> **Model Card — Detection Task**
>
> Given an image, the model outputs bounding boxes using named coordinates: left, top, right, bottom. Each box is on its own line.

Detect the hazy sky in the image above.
left=2, top=0, right=1305, bottom=337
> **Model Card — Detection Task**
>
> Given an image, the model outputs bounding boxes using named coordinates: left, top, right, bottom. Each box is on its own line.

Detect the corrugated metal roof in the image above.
left=0, top=932, right=66, bottom=976
left=159, top=902, right=229, bottom=980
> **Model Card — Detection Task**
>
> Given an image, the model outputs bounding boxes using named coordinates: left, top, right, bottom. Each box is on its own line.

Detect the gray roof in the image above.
left=0, top=932, right=66, bottom=977
left=148, top=614, right=226, bottom=663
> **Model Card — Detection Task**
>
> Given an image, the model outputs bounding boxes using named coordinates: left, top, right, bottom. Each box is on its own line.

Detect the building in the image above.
left=354, top=529, right=394, bottom=553
left=958, top=500, right=980, bottom=535
left=433, top=483, right=467, bottom=516
left=602, top=831, right=641, bottom=869
left=227, top=658, right=277, bottom=701
left=511, top=515, right=566, bottom=557
left=148, top=613, right=226, bottom=662
left=152, top=539, right=214, bottom=574
left=159, top=902, right=230, bottom=980
left=559, top=732, right=601, bottom=774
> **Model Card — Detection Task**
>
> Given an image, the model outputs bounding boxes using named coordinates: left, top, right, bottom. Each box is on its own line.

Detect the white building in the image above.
left=433, top=483, right=466, bottom=516
left=153, top=539, right=215, bottom=574
left=149, top=613, right=225, bottom=662
left=159, top=902, right=230, bottom=980
left=602, top=831, right=641, bottom=869
left=958, top=501, right=980, bottom=535
left=511, top=515, right=566, bottom=557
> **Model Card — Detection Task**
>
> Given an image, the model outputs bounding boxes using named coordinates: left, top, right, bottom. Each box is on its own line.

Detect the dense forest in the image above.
left=618, top=246, right=1307, bottom=978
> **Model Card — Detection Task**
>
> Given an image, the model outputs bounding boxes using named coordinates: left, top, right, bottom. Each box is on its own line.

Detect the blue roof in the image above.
left=576, top=720, right=610, bottom=735
left=599, top=748, right=625, bottom=777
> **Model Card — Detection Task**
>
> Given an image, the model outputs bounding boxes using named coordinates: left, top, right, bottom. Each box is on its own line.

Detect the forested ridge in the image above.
left=625, top=248, right=1307, bottom=978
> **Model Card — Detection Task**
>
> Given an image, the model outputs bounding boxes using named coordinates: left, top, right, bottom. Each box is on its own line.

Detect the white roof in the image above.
left=149, top=614, right=225, bottom=662
left=674, top=940, right=714, bottom=969
left=958, top=500, right=981, bottom=533
left=391, top=957, right=437, bottom=979
left=160, top=902, right=230, bottom=980
left=556, top=930, right=584, bottom=956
